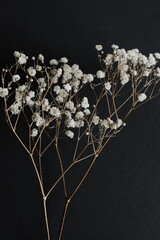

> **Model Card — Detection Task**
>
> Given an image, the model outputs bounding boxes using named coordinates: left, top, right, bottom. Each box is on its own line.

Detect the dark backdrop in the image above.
left=1, top=0, right=160, bottom=240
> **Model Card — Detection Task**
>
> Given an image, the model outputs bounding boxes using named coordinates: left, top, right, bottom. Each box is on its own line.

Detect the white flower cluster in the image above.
left=1, top=45, right=159, bottom=140
left=92, top=115, right=124, bottom=130
left=63, top=96, right=92, bottom=138
left=14, top=51, right=28, bottom=65
left=96, top=44, right=160, bottom=89
left=0, top=52, right=95, bottom=139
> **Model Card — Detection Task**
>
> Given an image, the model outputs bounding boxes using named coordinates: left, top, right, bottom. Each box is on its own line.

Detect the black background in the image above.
left=1, top=0, right=160, bottom=239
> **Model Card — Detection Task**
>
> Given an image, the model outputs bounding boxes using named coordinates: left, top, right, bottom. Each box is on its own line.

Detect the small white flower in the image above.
left=95, top=45, right=103, bottom=51
left=116, top=118, right=123, bottom=128
left=25, top=91, right=35, bottom=106
left=111, top=123, right=117, bottom=130
left=83, top=74, right=94, bottom=84
left=15, top=91, right=22, bottom=102
left=14, top=51, right=21, bottom=58
left=65, top=130, right=74, bottom=138
left=71, top=80, right=80, bottom=89
left=63, top=64, right=72, bottom=73
left=104, top=82, right=111, bottom=91
left=92, top=115, right=100, bottom=125
left=56, top=68, right=63, bottom=77
left=32, top=113, right=45, bottom=127
left=63, top=83, right=72, bottom=92
left=148, top=54, right=156, bottom=66
left=96, top=70, right=105, bottom=79
left=65, top=100, right=74, bottom=110
left=31, top=128, right=38, bottom=137
left=110, top=119, right=123, bottom=130
left=101, top=119, right=109, bottom=129
left=74, top=69, right=83, bottom=79
left=37, top=78, right=47, bottom=88
left=38, top=54, right=44, bottom=62
left=0, top=87, right=9, bottom=97
left=114, top=55, right=120, bottom=62
left=50, top=59, right=58, bottom=65
left=28, top=91, right=35, bottom=98
left=121, top=74, right=130, bottom=85
left=104, top=54, right=113, bottom=65
left=59, top=89, right=68, bottom=98
left=18, top=53, right=27, bottom=65
left=26, top=97, right=34, bottom=106
left=75, top=111, right=84, bottom=119
left=84, top=109, right=91, bottom=115
left=154, top=53, right=160, bottom=60
left=65, top=118, right=76, bottom=128
left=36, top=118, right=45, bottom=127
left=138, top=93, right=147, bottom=102
left=75, top=120, right=84, bottom=128
left=36, top=65, right=42, bottom=71
left=127, top=49, right=138, bottom=58
left=65, top=110, right=72, bottom=119
left=27, top=67, right=36, bottom=77
left=53, top=85, right=61, bottom=95
left=81, top=97, right=89, bottom=109
left=131, top=70, right=137, bottom=76
left=51, top=77, right=59, bottom=84
left=17, top=84, right=27, bottom=92
left=10, top=102, right=21, bottom=114
left=42, top=98, right=50, bottom=112
left=50, top=107, right=61, bottom=117
left=111, top=44, right=119, bottom=49
left=107, top=117, right=114, bottom=126
left=120, top=64, right=128, bottom=72
left=87, top=74, right=94, bottom=82
left=72, top=64, right=79, bottom=72
left=35, top=100, right=41, bottom=106
left=55, top=95, right=64, bottom=103
left=139, top=55, right=148, bottom=65
left=62, top=72, right=72, bottom=82
left=32, top=113, right=39, bottom=121
left=60, top=57, right=68, bottom=63
left=143, top=69, right=151, bottom=77
left=155, top=67, right=160, bottom=77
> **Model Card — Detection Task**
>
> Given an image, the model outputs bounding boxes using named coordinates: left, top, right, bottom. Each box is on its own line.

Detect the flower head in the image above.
left=95, top=45, right=103, bottom=51
left=27, top=67, right=36, bottom=77
left=96, top=70, right=105, bottom=79
left=65, top=130, right=74, bottom=138
left=138, top=93, right=147, bottom=102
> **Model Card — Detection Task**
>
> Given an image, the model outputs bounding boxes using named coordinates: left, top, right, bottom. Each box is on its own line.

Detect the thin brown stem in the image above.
left=58, top=200, right=70, bottom=240
left=46, top=162, right=75, bottom=199
left=55, top=142, right=68, bottom=198
left=30, top=154, right=45, bottom=197
left=43, top=198, right=51, bottom=240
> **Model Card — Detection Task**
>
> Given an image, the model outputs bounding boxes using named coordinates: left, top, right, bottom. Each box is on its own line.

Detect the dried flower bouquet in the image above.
left=1, top=44, right=160, bottom=239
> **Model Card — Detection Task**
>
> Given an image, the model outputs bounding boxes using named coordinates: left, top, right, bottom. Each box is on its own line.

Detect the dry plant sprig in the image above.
left=1, top=44, right=160, bottom=240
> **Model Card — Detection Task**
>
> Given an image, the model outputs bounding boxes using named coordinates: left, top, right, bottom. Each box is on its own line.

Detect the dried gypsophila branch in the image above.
left=1, top=44, right=160, bottom=240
